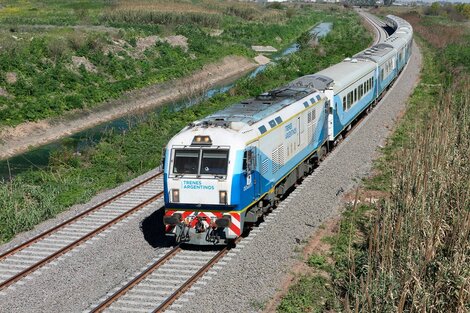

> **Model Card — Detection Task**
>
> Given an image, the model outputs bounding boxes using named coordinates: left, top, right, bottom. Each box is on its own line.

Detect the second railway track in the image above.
left=0, top=172, right=164, bottom=291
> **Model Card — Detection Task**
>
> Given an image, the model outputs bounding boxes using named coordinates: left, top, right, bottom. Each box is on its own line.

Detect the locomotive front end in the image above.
left=163, top=128, right=243, bottom=245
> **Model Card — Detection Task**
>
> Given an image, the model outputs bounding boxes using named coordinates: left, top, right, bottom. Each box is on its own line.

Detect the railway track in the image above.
left=358, top=10, right=389, bottom=44
left=83, top=14, right=402, bottom=312
left=90, top=244, right=233, bottom=313
left=0, top=172, right=164, bottom=291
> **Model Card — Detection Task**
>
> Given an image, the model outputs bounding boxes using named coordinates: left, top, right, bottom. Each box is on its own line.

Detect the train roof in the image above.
left=288, top=15, right=413, bottom=94
left=298, top=59, right=376, bottom=93
left=353, top=42, right=396, bottom=64
left=193, top=84, right=323, bottom=130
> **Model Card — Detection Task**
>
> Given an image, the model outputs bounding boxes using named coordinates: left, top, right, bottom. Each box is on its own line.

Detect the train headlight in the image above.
left=191, top=136, right=212, bottom=146
left=172, top=189, right=180, bottom=203
left=219, top=190, right=227, bottom=204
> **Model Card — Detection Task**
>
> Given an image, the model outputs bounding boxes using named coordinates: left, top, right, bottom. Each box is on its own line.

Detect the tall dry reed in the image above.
left=347, top=77, right=470, bottom=312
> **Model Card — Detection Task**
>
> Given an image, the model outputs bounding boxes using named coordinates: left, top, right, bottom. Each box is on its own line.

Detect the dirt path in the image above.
left=0, top=55, right=257, bottom=160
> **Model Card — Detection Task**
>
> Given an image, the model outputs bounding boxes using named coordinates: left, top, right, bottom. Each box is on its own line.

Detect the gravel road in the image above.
left=0, top=42, right=422, bottom=313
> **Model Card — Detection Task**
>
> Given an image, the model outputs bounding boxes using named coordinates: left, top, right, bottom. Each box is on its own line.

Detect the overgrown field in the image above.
left=0, top=10, right=371, bottom=243
left=0, top=0, right=324, bottom=126
left=278, top=10, right=469, bottom=313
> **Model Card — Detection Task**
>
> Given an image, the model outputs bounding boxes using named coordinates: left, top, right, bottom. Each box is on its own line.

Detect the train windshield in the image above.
left=200, top=150, right=228, bottom=175
left=173, top=150, right=199, bottom=174
left=172, top=149, right=229, bottom=176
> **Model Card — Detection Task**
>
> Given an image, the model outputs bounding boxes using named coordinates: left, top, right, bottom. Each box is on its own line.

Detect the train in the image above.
left=162, top=15, right=413, bottom=245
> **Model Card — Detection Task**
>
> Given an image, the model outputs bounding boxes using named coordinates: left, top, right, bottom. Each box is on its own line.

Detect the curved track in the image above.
left=357, top=10, right=389, bottom=44
left=0, top=172, right=164, bottom=291
left=86, top=14, right=400, bottom=313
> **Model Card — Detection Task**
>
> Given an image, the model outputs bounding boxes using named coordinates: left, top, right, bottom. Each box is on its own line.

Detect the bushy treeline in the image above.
left=424, top=2, right=470, bottom=21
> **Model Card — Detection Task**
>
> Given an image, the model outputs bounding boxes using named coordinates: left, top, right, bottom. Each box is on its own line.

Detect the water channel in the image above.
left=0, top=23, right=332, bottom=180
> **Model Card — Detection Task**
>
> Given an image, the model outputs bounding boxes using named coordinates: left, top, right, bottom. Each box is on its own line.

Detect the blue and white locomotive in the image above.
left=162, top=15, right=413, bottom=245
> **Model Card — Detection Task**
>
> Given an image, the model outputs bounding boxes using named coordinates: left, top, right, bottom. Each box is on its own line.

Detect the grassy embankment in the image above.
left=0, top=9, right=371, bottom=243
left=0, top=0, right=322, bottom=127
left=278, top=10, right=470, bottom=313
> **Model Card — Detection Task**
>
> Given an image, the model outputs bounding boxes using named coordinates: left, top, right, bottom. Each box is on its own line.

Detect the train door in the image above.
left=323, top=100, right=330, bottom=141
left=252, top=141, right=262, bottom=198
left=297, top=116, right=302, bottom=147
left=244, top=142, right=260, bottom=200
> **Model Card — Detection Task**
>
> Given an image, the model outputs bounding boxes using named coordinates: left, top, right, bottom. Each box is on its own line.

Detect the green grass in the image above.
left=0, top=10, right=370, bottom=243
left=0, top=1, right=326, bottom=127
left=307, top=254, right=332, bottom=272
left=277, top=276, right=337, bottom=313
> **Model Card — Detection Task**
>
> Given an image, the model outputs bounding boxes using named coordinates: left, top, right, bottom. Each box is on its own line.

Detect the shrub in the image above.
left=67, top=31, right=87, bottom=51
left=47, top=38, right=69, bottom=60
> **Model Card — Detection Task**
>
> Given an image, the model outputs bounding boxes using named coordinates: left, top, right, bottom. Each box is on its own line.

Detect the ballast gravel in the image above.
left=0, top=42, right=421, bottom=313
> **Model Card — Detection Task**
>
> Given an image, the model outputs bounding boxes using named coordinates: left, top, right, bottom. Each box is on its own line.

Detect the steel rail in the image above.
left=357, top=10, right=387, bottom=45
left=0, top=191, right=164, bottom=291
left=90, top=246, right=182, bottom=313
left=0, top=171, right=162, bottom=262
left=153, top=245, right=233, bottom=312
left=90, top=241, right=236, bottom=313
left=363, top=12, right=388, bottom=44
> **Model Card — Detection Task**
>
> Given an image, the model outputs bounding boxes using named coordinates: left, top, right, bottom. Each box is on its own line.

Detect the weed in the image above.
left=340, top=12, right=470, bottom=313
left=307, top=254, right=329, bottom=271
left=277, top=276, right=339, bottom=313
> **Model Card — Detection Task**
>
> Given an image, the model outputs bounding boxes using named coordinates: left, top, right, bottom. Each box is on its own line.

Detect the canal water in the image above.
left=0, top=23, right=332, bottom=180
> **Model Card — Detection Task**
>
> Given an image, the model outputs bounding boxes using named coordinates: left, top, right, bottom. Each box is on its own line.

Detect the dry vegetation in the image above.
left=346, top=78, right=470, bottom=312
left=341, top=12, right=470, bottom=313
left=111, top=1, right=220, bottom=14
left=400, top=13, right=464, bottom=48
left=102, top=0, right=285, bottom=26
left=278, top=8, right=470, bottom=313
